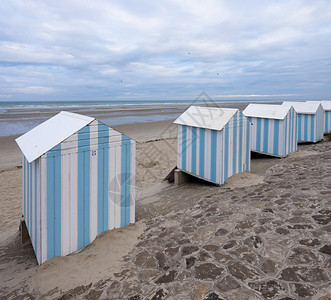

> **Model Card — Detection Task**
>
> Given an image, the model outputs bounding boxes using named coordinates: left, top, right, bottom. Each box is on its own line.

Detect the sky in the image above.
left=0, top=0, right=331, bottom=102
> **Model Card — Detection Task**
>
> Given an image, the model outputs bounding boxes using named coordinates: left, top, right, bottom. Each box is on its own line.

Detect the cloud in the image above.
left=0, top=0, right=330, bottom=101
left=14, top=86, right=56, bottom=94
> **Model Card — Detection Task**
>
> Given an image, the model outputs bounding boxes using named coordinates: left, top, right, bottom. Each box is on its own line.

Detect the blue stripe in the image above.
left=25, top=161, right=28, bottom=231
left=121, top=135, right=131, bottom=227
left=29, top=161, right=32, bottom=238
left=210, top=130, right=217, bottom=182
left=27, top=161, right=29, bottom=231
left=126, top=141, right=131, bottom=225
left=47, top=144, right=61, bottom=259
left=298, top=114, right=302, bottom=140
left=238, top=113, right=243, bottom=172
left=286, top=109, right=293, bottom=154
left=23, top=157, right=25, bottom=222
left=98, top=123, right=109, bottom=234
left=310, top=115, right=314, bottom=142
left=26, top=157, right=28, bottom=223
left=296, top=112, right=298, bottom=146
left=199, top=128, right=205, bottom=177
left=285, top=115, right=289, bottom=154
left=25, top=157, right=27, bottom=223
left=182, top=126, right=187, bottom=170
left=246, top=118, right=251, bottom=172
left=285, top=111, right=292, bottom=155
left=291, top=109, right=294, bottom=151
left=304, top=114, right=308, bottom=141
left=34, top=161, right=37, bottom=257
left=289, top=110, right=292, bottom=152
left=274, top=120, right=279, bottom=156
left=103, top=143, right=109, bottom=231
left=121, top=137, right=127, bottom=227
left=256, top=118, right=261, bottom=151
left=285, top=116, right=288, bottom=152
left=285, top=108, right=293, bottom=155
left=84, top=149, right=90, bottom=244
left=263, top=118, right=269, bottom=153
left=325, top=112, right=329, bottom=132
left=224, top=124, right=229, bottom=181
left=232, top=113, right=237, bottom=174
left=26, top=161, right=29, bottom=231
left=78, top=126, right=90, bottom=249
left=25, top=160, right=27, bottom=229
left=191, top=127, right=197, bottom=174
left=295, top=112, right=298, bottom=147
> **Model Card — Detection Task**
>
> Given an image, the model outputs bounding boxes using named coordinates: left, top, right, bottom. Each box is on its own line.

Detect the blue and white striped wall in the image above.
left=177, top=111, right=250, bottom=185
left=306, top=101, right=331, bottom=134
left=247, top=107, right=298, bottom=157
left=324, top=110, right=331, bottom=133
left=297, top=109, right=324, bottom=142
left=22, top=120, right=135, bottom=264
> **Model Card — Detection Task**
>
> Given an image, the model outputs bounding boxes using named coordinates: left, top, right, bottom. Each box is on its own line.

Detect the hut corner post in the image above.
left=19, top=217, right=31, bottom=246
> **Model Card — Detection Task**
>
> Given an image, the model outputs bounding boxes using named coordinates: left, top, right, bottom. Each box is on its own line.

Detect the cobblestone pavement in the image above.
left=2, top=142, right=331, bottom=300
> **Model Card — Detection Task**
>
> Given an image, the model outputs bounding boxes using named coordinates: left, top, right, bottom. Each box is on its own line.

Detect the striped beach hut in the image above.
left=307, top=101, right=331, bottom=133
left=15, top=111, right=135, bottom=264
left=174, top=106, right=250, bottom=186
left=282, top=101, right=324, bottom=143
left=242, top=104, right=297, bottom=157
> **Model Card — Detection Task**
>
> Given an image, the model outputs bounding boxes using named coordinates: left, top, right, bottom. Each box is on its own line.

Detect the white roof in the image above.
left=174, top=106, right=238, bottom=131
left=243, top=104, right=290, bottom=120
left=282, top=101, right=321, bottom=114
left=16, top=111, right=94, bottom=163
left=306, top=100, right=331, bottom=111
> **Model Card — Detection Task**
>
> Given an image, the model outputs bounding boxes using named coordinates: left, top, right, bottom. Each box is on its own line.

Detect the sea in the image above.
left=0, top=99, right=278, bottom=137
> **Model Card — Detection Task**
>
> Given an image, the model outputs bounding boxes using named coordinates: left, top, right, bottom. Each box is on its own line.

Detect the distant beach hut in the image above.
left=306, top=101, right=331, bottom=133
left=242, top=104, right=297, bottom=157
left=174, top=106, right=250, bottom=185
left=282, top=101, right=324, bottom=143
left=15, top=111, right=135, bottom=264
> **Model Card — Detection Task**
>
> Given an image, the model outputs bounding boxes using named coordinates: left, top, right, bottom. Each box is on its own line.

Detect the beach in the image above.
left=0, top=108, right=330, bottom=299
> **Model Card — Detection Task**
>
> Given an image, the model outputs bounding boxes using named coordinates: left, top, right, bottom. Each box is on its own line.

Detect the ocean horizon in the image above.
left=0, top=98, right=285, bottom=137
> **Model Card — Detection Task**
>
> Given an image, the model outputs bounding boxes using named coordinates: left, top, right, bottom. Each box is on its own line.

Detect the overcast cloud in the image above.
left=0, top=0, right=331, bottom=101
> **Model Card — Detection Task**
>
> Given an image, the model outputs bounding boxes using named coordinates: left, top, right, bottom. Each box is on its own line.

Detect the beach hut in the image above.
left=174, top=106, right=250, bottom=186
left=306, top=101, right=331, bottom=133
left=242, top=104, right=298, bottom=157
left=282, top=101, right=324, bottom=143
left=15, top=111, right=135, bottom=264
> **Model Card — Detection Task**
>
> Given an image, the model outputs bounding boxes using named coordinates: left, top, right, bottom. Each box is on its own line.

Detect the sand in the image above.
left=0, top=135, right=21, bottom=169
left=0, top=167, right=22, bottom=244
left=0, top=115, right=330, bottom=299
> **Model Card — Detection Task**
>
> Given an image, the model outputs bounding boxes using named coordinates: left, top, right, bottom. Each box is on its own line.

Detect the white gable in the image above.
left=16, top=111, right=95, bottom=163
left=174, top=106, right=238, bottom=131
left=243, top=104, right=290, bottom=120
left=321, top=101, right=331, bottom=111
left=282, top=101, right=321, bottom=114
left=306, top=100, right=331, bottom=111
